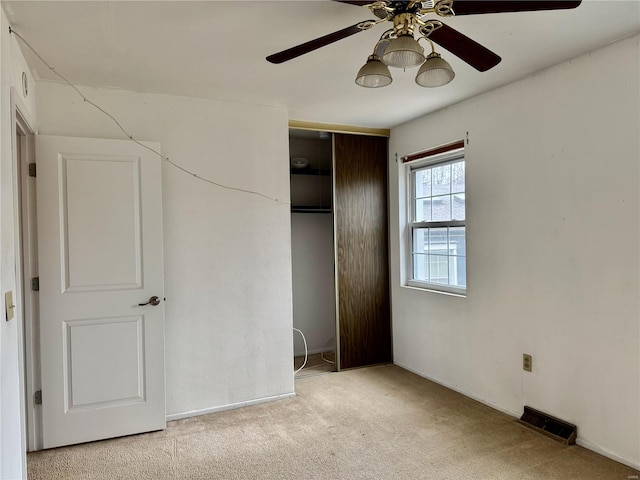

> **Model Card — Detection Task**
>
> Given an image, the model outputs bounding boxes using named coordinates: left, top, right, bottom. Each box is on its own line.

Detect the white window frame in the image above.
left=406, top=147, right=466, bottom=295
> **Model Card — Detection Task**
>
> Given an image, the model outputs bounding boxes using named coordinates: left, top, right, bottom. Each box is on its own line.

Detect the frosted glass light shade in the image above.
left=382, top=34, right=425, bottom=68
left=415, top=52, right=455, bottom=87
left=355, top=56, right=392, bottom=88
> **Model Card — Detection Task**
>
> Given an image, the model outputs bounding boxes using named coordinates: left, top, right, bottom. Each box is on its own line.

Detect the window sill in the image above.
left=402, top=282, right=466, bottom=298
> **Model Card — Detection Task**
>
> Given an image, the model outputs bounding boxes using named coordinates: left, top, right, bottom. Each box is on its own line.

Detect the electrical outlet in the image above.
left=523, top=354, right=532, bottom=372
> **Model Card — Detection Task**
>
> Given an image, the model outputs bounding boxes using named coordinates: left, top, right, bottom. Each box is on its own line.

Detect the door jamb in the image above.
left=12, top=87, right=40, bottom=453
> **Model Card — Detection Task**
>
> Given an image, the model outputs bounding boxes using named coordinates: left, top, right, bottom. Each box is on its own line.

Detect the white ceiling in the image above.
left=4, top=0, right=640, bottom=129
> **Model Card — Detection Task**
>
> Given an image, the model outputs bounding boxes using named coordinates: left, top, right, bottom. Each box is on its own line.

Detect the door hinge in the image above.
left=31, top=277, right=39, bottom=292
left=34, top=390, right=42, bottom=405
left=28, top=163, right=36, bottom=177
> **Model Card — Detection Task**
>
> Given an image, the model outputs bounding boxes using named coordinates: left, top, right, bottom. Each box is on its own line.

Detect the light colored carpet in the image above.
left=294, top=351, right=336, bottom=377
left=27, top=365, right=638, bottom=480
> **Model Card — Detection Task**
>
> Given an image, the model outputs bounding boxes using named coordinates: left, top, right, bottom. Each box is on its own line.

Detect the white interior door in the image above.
left=36, top=135, right=166, bottom=449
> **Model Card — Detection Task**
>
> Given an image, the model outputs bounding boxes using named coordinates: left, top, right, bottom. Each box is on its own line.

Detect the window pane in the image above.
left=449, top=256, right=466, bottom=287
left=432, top=164, right=451, bottom=196
left=415, top=168, right=431, bottom=198
left=451, top=161, right=465, bottom=194
left=449, top=227, right=466, bottom=257
left=429, top=255, right=449, bottom=284
left=408, top=158, right=466, bottom=291
left=431, top=195, right=451, bottom=222
left=413, top=228, right=428, bottom=254
left=452, top=193, right=465, bottom=220
left=413, top=253, right=428, bottom=282
left=415, top=198, right=432, bottom=222
left=429, top=228, right=448, bottom=253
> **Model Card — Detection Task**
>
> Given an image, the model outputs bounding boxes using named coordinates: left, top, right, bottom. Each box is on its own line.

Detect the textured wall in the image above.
left=389, top=35, right=640, bottom=468
left=0, top=8, right=38, bottom=478
left=36, top=83, right=294, bottom=419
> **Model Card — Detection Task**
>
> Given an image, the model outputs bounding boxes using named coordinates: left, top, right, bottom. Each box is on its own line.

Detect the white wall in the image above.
left=0, top=9, right=36, bottom=479
left=389, top=34, right=640, bottom=468
left=0, top=7, right=38, bottom=479
left=291, top=213, right=335, bottom=356
left=36, top=82, right=294, bottom=419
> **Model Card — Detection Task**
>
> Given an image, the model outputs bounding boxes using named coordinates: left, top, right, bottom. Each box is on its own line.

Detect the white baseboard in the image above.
left=166, top=392, right=296, bottom=422
left=394, top=361, right=640, bottom=471
left=576, top=437, right=640, bottom=471
left=394, top=361, right=521, bottom=418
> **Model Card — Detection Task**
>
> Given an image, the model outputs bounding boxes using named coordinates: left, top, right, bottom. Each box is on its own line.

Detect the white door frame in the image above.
left=12, top=87, right=40, bottom=453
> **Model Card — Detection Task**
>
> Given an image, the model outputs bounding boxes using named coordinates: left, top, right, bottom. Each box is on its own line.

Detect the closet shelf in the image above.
left=290, top=168, right=331, bottom=176
left=291, top=206, right=332, bottom=214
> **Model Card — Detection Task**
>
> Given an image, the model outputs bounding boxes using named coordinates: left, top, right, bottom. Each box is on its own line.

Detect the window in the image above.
left=406, top=146, right=466, bottom=293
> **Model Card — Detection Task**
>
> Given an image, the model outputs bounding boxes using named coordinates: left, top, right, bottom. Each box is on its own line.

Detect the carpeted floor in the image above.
left=294, top=351, right=336, bottom=377
left=27, top=365, right=638, bottom=480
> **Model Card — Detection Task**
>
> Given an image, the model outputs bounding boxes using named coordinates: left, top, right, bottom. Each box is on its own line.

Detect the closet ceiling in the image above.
left=4, top=1, right=639, bottom=128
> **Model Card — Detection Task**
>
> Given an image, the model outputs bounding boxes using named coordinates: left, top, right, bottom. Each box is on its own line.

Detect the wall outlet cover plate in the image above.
left=5, top=291, right=15, bottom=321
left=523, top=353, right=532, bottom=372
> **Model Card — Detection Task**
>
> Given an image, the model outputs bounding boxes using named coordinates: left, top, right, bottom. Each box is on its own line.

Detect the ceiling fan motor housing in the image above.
left=392, top=12, right=418, bottom=36
left=373, top=1, right=428, bottom=20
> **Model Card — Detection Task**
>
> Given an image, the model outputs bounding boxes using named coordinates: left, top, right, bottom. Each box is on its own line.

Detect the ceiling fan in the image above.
left=266, top=1, right=582, bottom=88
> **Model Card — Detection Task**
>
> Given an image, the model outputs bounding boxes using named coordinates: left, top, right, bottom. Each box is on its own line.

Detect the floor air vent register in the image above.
left=518, top=406, right=577, bottom=445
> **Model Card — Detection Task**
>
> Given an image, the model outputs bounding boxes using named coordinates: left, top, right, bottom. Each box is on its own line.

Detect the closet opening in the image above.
left=289, top=128, right=337, bottom=377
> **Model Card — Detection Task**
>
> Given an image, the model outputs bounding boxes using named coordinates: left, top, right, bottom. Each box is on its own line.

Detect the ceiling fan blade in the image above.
left=266, top=20, right=376, bottom=64
left=332, top=1, right=373, bottom=5
left=428, top=23, right=501, bottom=72
left=451, top=1, right=581, bottom=15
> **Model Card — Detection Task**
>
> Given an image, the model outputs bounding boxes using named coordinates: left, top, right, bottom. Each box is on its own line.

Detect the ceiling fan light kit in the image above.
left=358, top=31, right=454, bottom=88
left=355, top=54, right=393, bottom=88
left=415, top=51, right=455, bottom=87
left=382, top=34, right=426, bottom=68
left=267, top=1, right=582, bottom=90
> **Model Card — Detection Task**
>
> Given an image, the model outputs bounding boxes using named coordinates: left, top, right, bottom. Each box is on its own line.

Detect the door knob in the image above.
left=138, top=296, right=161, bottom=306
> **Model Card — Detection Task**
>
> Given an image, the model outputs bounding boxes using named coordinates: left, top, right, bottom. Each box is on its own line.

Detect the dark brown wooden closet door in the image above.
left=334, top=134, right=391, bottom=369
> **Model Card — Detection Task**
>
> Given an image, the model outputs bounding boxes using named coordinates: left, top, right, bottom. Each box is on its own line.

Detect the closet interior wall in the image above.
left=289, top=130, right=336, bottom=359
